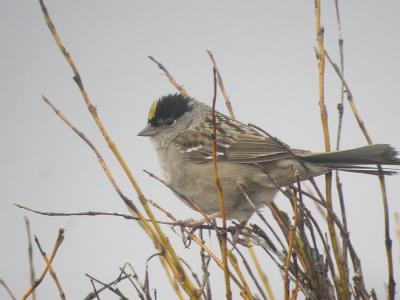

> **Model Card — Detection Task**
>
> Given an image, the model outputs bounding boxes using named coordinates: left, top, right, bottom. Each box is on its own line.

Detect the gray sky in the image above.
left=1, top=1, right=400, bottom=299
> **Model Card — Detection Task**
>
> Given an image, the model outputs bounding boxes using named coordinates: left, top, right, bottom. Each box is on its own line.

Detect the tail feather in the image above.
left=300, top=144, right=400, bottom=175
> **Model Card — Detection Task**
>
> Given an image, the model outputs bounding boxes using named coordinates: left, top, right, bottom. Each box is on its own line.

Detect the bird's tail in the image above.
left=301, top=144, right=400, bottom=175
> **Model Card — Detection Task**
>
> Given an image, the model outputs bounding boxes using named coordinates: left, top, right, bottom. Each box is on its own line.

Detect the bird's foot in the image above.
left=230, top=220, right=249, bottom=247
left=176, top=212, right=221, bottom=247
left=178, top=211, right=221, bottom=228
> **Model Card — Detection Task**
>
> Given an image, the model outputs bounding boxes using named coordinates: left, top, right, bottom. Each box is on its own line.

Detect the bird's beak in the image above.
left=137, top=124, right=157, bottom=137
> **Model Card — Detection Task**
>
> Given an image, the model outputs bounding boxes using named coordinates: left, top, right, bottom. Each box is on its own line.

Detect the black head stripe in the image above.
left=149, top=94, right=191, bottom=126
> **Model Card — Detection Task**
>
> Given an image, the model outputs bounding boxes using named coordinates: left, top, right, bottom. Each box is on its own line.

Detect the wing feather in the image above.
left=173, top=119, right=298, bottom=164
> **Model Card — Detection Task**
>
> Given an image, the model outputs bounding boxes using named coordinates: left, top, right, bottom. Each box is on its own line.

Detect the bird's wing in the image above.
left=173, top=120, right=300, bottom=164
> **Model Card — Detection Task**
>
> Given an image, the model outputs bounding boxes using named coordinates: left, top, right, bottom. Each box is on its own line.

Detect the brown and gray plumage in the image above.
left=138, top=94, right=400, bottom=221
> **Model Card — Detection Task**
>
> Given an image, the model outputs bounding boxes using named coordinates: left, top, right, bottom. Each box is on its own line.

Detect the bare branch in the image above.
left=0, top=278, right=16, bottom=300
left=24, top=217, right=37, bottom=300
left=148, top=56, right=189, bottom=97
left=21, top=229, right=65, bottom=300
left=207, top=50, right=236, bottom=119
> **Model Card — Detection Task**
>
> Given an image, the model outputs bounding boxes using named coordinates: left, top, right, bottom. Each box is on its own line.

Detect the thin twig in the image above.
left=179, top=259, right=202, bottom=288
left=21, top=229, right=65, bottom=300
left=226, top=251, right=254, bottom=299
left=325, top=48, right=396, bottom=300
left=333, top=0, right=349, bottom=283
left=207, top=50, right=236, bottom=119
left=119, top=266, right=146, bottom=300
left=16, top=204, right=247, bottom=236
left=89, top=279, right=101, bottom=300
left=210, top=66, right=232, bottom=300
left=314, top=1, right=349, bottom=299
left=34, top=235, right=67, bottom=300
left=17, top=204, right=172, bottom=226
left=199, top=233, right=213, bottom=300
left=84, top=275, right=130, bottom=300
left=0, top=278, right=16, bottom=300
left=238, top=182, right=286, bottom=252
left=38, top=2, right=201, bottom=297
left=238, top=244, right=269, bottom=300
left=284, top=170, right=299, bottom=300
left=24, top=216, right=37, bottom=300
left=148, top=56, right=189, bottom=97
left=324, top=51, right=371, bottom=144
left=85, top=274, right=128, bottom=300
left=333, top=0, right=345, bottom=152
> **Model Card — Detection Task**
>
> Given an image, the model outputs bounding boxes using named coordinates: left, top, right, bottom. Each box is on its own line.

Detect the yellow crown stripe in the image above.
left=148, top=100, right=158, bottom=121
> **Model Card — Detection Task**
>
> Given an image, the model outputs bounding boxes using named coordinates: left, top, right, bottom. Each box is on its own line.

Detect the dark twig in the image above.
left=24, top=216, right=37, bottom=300
left=199, top=231, right=213, bottom=300
left=232, top=244, right=268, bottom=300
left=85, top=274, right=129, bottom=300
left=333, top=0, right=349, bottom=285
left=84, top=275, right=130, bottom=300
left=120, top=265, right=146, bottom=300
left=16, top=203, right=238, bottom=232
left=238, top=182, right=286, bottom=251
left=0, top=278, right=16, bottom=300
left=325, top=49, right=395, bottom=300
left=89, top=279, right=101, bottom=300
left=16, top=204, right=171, bottom=226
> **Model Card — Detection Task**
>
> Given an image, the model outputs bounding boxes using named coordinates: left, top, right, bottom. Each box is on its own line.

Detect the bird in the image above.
left=138, top=93, right=400, bottom=223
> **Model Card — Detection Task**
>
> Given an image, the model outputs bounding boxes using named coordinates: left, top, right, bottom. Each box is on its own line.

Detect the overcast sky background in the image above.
left=1, top=1, right=400, bottom=299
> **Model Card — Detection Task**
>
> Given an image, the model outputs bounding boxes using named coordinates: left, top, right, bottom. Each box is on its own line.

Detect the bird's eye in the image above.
left=164, top=118, right=176, bottom=127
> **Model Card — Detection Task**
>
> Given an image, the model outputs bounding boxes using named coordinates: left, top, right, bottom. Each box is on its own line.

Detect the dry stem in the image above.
left=314, top=1, right=348, bottom=299
left=24, top=217, right=37, bottom=300
left=324, top=49, right=396, bottom=300
left=34, top=235, right=66, bottom=299
left=38, top=1, right=201, bottom=297
left=207, top=50, right=236, bottom=119
left=148, top=56, right=190, bottom=97
left=0, top=278, right=16, bottom=300
left=210, top=67, right=231, bottom=299
left=21, top=229, right=65, bottom=300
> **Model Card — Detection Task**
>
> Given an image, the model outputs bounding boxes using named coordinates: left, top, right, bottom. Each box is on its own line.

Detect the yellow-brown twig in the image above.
left=227, top=252, right=252, bottom=299
left=395, top=213, right=400, bottom=258
left=290, top=277, right=301, bottom=300
left=210, top=67, right=231, bottom=299
left=148, top=56, right=190, bottom=97
left=248, top=245, right=275, bottom=300
left=34, top=235, right=66, bottom=300
left=159, top=257, right=186, bottom=300
left=324, top=51, right=371, bottom=143
left=21, top=229, right=65, bottom=300
left=42, top=93, right=198, bottom=298
left=207, top=50, right=236, bottom=119
left=283, top=170, right=299, bottom=300
left=314, top=1, right=349, bottom=299
left=38, top=1, right=201, bottom=297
